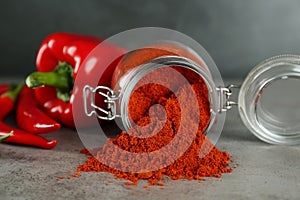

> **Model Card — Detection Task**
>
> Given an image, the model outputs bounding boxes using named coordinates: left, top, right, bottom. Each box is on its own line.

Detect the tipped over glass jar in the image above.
left=73, top=27, right=300, bottom=146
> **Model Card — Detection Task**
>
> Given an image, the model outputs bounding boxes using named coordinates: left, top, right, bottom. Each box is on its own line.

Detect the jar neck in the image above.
left=116, top=55, right=218, bottom=131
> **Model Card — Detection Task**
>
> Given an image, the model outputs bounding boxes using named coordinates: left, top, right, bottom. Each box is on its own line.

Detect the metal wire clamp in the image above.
left=217, top=84, right=240, bottom=113
left=83, top=85, right=120, bottom=120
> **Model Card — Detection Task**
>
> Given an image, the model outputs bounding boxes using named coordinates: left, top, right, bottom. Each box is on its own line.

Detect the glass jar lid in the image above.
left=238, top=55, right=300, bottom=145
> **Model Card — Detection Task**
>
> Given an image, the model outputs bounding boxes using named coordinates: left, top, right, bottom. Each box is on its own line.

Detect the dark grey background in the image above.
left=1, top=0, right=300, bottom=78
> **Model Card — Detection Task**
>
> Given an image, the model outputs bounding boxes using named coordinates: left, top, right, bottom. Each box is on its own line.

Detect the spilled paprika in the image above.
left=76, top=46, right=233, bottom=185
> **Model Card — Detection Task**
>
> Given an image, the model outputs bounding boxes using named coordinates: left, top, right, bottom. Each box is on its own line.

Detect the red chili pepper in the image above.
left=0, top=131, right=13, bottom=142
left=0, top=84, right=10, bottom=95
left=0, top=84, right=22, bottom=120
left=16, top=86, right=61, bottom=134
left=25, top=33, right=125, bottom=127
left=0, top=122, right=57, bottom=149
left=0, top=84, right=57, bottom=149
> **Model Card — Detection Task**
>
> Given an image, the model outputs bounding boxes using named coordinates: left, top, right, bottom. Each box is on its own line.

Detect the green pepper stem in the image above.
left=0, top=131, right=13, bottom=142
left=26, top=71, right=70, bottom=90
left=2, top=83, right=23, bottom=101
left=25, top=62, right=74, bottom=102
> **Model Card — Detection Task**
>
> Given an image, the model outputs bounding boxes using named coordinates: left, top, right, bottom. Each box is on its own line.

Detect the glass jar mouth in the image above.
left=119, top=55, right=219, bottom=135
left=238, top=54, right=300, bottom=145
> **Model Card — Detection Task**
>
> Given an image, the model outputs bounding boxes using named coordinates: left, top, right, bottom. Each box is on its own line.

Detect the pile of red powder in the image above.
left=76, top=67, right=233, bottom=186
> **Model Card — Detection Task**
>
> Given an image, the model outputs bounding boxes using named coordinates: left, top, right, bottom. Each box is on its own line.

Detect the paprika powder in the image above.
left=76, top=46, right=233, bottom=185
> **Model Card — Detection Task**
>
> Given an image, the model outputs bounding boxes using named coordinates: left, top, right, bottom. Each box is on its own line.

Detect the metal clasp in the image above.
left=217, top=84, right=240, bottom=113
left=83, top=85, right=120, bottom=120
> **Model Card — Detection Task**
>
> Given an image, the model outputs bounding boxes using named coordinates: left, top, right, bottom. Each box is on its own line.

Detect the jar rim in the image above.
left=119, top=55, right=225, bottom=143
left=238, top=54, right=300, bottom=145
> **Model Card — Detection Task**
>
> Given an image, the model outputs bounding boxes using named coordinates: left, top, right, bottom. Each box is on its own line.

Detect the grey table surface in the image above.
left=0, top=79, right=299, bottom=200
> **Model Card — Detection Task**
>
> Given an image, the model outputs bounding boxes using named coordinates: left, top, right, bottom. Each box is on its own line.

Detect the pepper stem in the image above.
left=25, top=62, right=74, bottom=102
left=26, top=71, right=70, bottom=90
left=0, top=131, right=13, bottom=142
left=2, top=84, right=23, bottom=101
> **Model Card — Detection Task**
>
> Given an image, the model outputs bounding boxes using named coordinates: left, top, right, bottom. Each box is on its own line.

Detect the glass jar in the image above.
left=74, top=27, right=300, bottom=146
left=238, top=55, right=300, bottom=145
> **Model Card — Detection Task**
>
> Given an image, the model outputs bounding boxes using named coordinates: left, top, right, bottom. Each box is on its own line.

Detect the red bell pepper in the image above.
left=16, top=86, right=61, bottom=134
left=0, top=84, right=57, bottom=149
left=25, top=33, right=102, bottom=127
